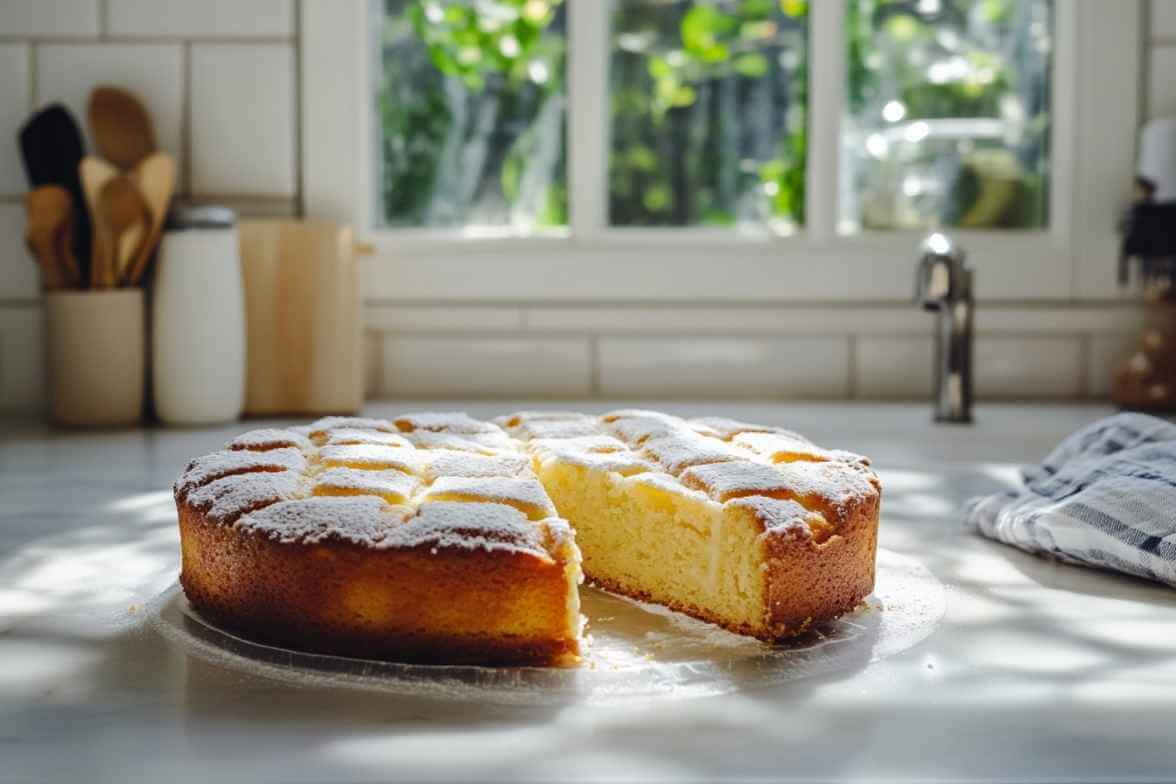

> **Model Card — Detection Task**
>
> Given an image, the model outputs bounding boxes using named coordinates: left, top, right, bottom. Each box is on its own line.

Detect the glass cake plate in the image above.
left=148, top=548, right=944, bottom=705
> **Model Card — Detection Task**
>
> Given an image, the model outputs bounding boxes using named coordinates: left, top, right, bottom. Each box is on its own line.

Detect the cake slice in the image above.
left=175, top=414, right=583, bottom=666
left=500, top=410, right=880, bottom=639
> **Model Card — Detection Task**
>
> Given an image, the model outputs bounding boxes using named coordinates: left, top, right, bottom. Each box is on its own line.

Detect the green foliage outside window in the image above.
left=376, top=0, right=568, bottom=229
left=609, top=0, right=809, bottom=229
left=844, top=0, right=1052, bottom=230
left=373, top=0, right=1051, bottom=232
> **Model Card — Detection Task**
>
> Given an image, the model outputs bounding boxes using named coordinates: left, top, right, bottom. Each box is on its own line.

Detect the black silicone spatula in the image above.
left=19, top=104, right=91, bottom=282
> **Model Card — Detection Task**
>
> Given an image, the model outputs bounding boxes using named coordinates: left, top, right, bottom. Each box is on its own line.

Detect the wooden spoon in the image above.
left=124, top=152, right=177, bottom=286
left=24, top=185, right=80, bottom=289
left=19, top=104, right=91, bottom=281
left=100, top=176, right=149, bottom=287
left=79, top=156, right=120, bottom=288
left=88, top=86, right=156, bottom=171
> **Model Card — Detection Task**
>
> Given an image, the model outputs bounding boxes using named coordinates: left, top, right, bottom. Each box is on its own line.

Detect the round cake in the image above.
left=174, top=410, right=880, bottom=666
left=174, top=413, right=584, bottom=665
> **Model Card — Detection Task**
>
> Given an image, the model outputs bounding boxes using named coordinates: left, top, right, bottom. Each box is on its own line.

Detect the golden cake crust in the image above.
left=502, top=409, right=881, bottom=641
left=177, top=502, right=579, bottom=665
left=174, top=414, right=583, bottom=666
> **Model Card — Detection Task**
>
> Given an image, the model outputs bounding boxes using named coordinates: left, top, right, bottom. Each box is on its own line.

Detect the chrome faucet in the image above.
left=915, top=233, right=973, bottom=424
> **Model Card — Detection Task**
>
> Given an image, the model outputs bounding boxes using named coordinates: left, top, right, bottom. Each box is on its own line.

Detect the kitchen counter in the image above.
left=3, top=402, right=1175, bottom=783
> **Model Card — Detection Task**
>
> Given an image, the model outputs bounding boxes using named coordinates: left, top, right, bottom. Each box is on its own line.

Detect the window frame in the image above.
left=301, top=0, right=1141, bottom=303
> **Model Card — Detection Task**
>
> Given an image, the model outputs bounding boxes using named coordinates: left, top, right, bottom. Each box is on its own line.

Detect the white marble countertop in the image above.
left=3, top=401, right=1176, bottom=783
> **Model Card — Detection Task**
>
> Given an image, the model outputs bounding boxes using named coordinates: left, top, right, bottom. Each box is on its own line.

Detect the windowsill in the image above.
left=359, top=231, right=1134, bottom=304
left=364, top=226, right=1059, bottom=257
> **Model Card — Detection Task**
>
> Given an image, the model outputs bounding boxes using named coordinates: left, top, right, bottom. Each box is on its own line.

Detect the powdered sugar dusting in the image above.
left=178, top=412, right=575, bottom=559
left=535, top=444, right=655, bottom=476
left=639, top=432, right=745, bottom=476
left=315, top=468, right=421, bottom=503
left=422, top=450, right=533, bottom=480
left=323, top=428, right=414, bottom=448
left=496, top=410, right=587, bottom=428
left=307, top=417, right=396, bottom=438
left=605, top=414, right=683, bottom=446
left=531, top=434, right=627, bottom=454
left=385, top=501, right=550, bottom=557
left=227, top=428, right=312, bottom=452
left=319, top=444, right=421, bottom=473
left=176, top=448, right=307, bottom=497
left=679, top=459, right=794, bottom=501
left=733, top=431, right=867, bottom=465
left=773, top=460, right=880, bottom=512
left=504, top=409, right=879, bottom=537
left=394, top=412, right=499, bottom=434
left=186, top=470, right=308, bottom=522
left=405, top=430, right=512, bottom=453
left=238, top=496, right=407, bottom=545
left=727, top=496, right=818, bottom=539
left=510, top=418, right=602, bottom=440
left=690, top=417, right=792, bottom=441
left=424, top=476, right=557, bottom=520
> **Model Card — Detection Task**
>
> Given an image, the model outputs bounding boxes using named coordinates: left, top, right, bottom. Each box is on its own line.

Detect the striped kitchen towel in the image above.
left=965, top=412, right=1176, bottom=588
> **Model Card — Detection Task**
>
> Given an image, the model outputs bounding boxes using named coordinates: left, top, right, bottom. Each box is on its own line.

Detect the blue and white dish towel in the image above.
left=966, top=413, right=1176, bottom=588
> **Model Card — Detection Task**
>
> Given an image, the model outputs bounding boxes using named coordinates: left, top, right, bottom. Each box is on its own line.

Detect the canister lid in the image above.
left=165, top=204, right=237, bottom=230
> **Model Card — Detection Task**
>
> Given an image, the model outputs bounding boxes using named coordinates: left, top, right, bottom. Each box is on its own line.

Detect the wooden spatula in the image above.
left=79, top=156, right=120, bottom=288
left=18, top=104, right=91, bottom=281
left=88, top=86, right=156, bottom=171
left=99, top=176, right=149, bottom=287
left=124, top=152, right=177, bottom=286
left=24, top=185, right=81, bottom=289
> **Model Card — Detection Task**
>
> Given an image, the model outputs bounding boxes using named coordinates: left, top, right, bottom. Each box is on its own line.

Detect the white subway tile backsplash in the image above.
left=855, top=336, right=934, bottom=399
left=976, top=306, right=1144, bottom=334
left=381, top=337, right=591, bottom=397
left=190, top=44, right=296, bottom=197
left=364, top=332, right=382, bottom=400
left=523, top=304, right=1144, bottom=337
left=191, top=196, right=299, bottom=218
left=367, top=305, right=525, bottom=333
left=1088, top=333, right=1139, bottom=398
left=0, top=204, right=41, bottom=299
left=1152, top=0, right=1176, bottom=39
left=1147, top=46, right=1176, bottom=119
left=107, top=0, right=294, bottom=38
left=0, top=45, right=31, bottom=196
left=975, top=336, right=1083, bottom=399
left=0, top=0, right=100, bottom=38
left=527, top=306, right=926, bottom=335
left=597, top=337, right=849, bottom=398
left=35, top=44, right=184, bottom=180
left=0, top=305, right=44, bottom=411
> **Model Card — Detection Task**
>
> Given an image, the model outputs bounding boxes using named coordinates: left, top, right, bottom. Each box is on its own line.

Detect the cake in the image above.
left=174, top=413, right=583, bottom=665
left=500, top=410, right=879, bottom=640
left=174, top=410, right=880, bottom=665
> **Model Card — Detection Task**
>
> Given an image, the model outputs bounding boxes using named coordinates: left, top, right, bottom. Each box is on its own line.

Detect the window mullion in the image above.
left=805, top=0, right=845, bottom=244
left=568, top=0, right=610, bottom=240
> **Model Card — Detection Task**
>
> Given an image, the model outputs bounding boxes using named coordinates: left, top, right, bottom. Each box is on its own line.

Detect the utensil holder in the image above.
left=45, top=289, right=145, bottom=427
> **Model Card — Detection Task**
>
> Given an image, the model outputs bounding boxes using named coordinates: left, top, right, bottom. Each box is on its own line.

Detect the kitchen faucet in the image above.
left=915, top=232, right=973, bottom=424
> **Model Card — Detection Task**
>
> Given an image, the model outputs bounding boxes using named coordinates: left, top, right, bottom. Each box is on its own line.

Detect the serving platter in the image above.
left=149, top=548, right=944, bottom=706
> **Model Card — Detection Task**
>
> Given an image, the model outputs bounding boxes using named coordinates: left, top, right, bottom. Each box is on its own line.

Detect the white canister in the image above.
left=152, top=205, right=245, bottom=425
left=1138, top=117, right=1176, bottom=201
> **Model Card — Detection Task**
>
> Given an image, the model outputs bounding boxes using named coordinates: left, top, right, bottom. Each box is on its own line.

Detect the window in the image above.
left=608, top=1, right=808, bottom=233
left=374, top=0, right=568, bottom=232
left=303, top=1, right=1140, bottom=300
left=841, top=0, right=1053, bottom=233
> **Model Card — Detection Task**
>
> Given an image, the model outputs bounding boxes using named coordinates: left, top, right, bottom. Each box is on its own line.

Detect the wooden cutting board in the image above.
left=239, top=220, right=363, bottom=415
